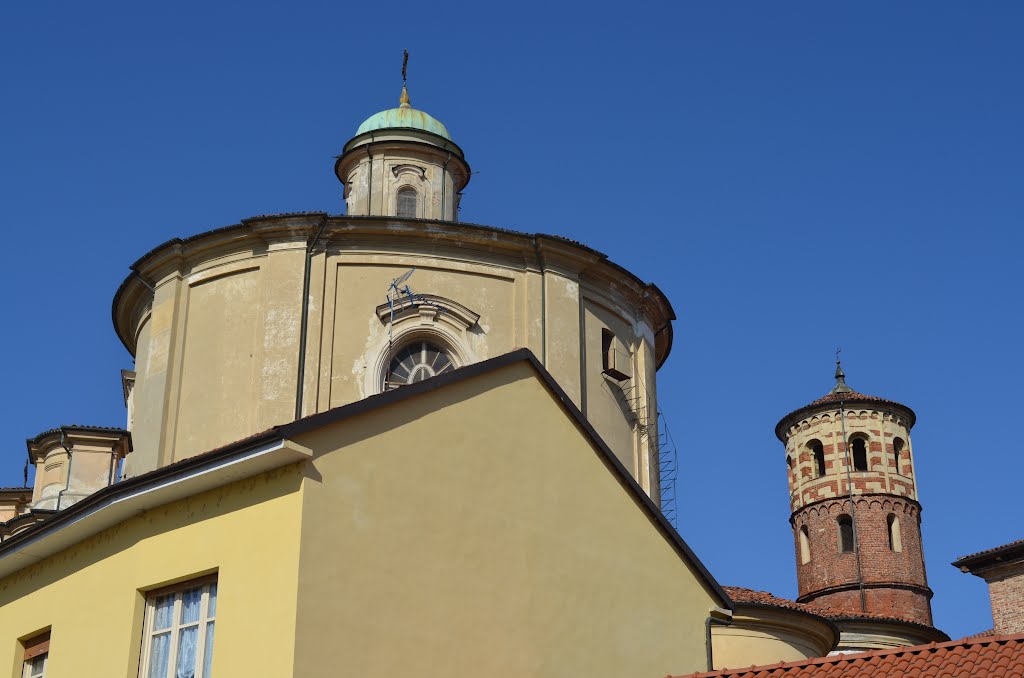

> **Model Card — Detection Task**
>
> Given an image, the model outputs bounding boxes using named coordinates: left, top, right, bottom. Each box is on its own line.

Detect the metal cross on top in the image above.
left=402, top=49, right=409, bottom=85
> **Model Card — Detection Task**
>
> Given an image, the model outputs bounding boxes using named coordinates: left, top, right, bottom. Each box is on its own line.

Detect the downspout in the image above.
left=839, top=400, right=868, bottom=611
left=705, top=607, right=733, bottom=671
left=294, top=216, right=330, bottom=420
left=365, top=138, right=374, bottom=216
left=55, top=428, right=75, bottom=511
left=532, top=240, right=547, bottom=365
left=440, top=152, right=452, bottom=221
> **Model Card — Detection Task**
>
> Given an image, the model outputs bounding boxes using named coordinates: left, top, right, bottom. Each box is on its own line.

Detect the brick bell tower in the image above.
left=774, top=359, right=934, bottom=627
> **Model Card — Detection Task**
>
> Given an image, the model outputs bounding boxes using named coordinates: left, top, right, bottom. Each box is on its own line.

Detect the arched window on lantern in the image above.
left=396, top=186, right=418, bottom=218
left=887, top=514, right=903, bottom=552
left=800, top=526, right=811, bottom=564
left=838, top=514, right=854, bottom=553
left=892, top=437, right=905, bottom=473
left=808, top=439, right=826, bottom=477
left=851, top=436, right=868, bottom=472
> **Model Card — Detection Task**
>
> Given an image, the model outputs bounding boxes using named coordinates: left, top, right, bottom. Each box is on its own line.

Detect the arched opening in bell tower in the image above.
left=850, top=436, right=868, bottom=472
left=808, top=439, right=825, bottom=477
left=893, top=437, right=905, bottom=473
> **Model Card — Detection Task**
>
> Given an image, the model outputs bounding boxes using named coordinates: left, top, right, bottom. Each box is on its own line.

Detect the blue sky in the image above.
left=2, top=1, right=1022, bottom=641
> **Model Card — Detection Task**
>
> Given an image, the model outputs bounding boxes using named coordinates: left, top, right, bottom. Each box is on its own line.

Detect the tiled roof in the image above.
left=26, top=425, right=129, bottom=446
left=671, top=633, right=1024, bottom=677
left=954, top=538, right=1024, bottom=567
left=724, top=586, right=933, bottom=629
left=775, top=389, right=916, bottom=441
left=725, top=587, right=835, bottom=619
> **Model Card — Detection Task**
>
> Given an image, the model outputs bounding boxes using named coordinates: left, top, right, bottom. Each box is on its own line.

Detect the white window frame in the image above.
left=140, top=576, right=217, bottom=678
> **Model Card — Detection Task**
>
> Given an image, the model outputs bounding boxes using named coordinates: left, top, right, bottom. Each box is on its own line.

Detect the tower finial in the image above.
left=399, top=49, right=411, bottom=108
left=832, top=347, right=853, bottom=394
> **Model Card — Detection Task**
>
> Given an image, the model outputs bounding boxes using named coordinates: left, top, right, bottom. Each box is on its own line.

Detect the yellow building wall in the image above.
left=291, top=361, right=720, bottom=678
left=0, top=465, right=304, bottom=678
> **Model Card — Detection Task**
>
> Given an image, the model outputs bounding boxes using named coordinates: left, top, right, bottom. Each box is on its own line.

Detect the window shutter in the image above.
left=23, top=632, right=49, bottom=660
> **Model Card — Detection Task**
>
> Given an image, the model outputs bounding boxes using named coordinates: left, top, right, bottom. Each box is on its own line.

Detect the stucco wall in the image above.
left=290, top=361, right=718, bottom=678
left=118, top=217, right=669, bottom=501
left=712, top=609, right=834, bottom=670
left=0, top=465, right=304, bottom=678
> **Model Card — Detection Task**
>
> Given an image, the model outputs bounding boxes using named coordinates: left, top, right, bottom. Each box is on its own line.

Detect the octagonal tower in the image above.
left=775, top=361, right=933, bottom=628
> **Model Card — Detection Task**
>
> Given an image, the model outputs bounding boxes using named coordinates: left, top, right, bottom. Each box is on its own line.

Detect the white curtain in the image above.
left=148, top=633, right=170, bottom=678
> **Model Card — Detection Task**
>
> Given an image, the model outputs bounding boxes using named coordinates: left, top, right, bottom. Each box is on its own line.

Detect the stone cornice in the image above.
left=112, top=214, right=675, bottom=365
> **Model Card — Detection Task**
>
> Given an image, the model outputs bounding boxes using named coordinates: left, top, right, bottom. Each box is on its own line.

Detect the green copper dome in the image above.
left=354, top=86, right=451, bottom=141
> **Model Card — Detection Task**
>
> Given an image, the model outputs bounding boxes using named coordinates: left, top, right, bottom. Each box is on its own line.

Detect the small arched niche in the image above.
left=887, top=513, right=902, bottom=552
left=799, top=525, right=811, bottom=564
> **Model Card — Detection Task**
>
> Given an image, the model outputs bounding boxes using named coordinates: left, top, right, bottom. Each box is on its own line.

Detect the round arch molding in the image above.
left=365, top=294, right=481, bottom=395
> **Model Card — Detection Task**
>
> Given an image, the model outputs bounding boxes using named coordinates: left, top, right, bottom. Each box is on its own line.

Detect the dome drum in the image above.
left=112, top=214, right=675, bottom=501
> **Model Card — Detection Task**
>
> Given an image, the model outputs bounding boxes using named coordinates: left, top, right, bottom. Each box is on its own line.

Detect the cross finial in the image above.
left=831, top=347, right=852, bottom=394
left=399, top=49, right=411, bottom=108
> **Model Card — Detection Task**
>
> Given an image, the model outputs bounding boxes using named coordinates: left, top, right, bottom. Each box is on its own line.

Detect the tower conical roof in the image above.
left=774, top=362, right=916, bottom=441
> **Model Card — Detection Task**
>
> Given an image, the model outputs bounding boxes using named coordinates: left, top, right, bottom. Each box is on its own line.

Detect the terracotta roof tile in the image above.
left=725, top=586, right=932, bottom=628
left=775, top=388, right=916, bottom=441
left=671, top=633, right=1024, bottom=677
left=954, top=538, right=1024, bottom=565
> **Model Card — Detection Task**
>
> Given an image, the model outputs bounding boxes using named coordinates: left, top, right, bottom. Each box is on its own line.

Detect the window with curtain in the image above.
left=141, top=577, right=217, bottom=678
left=21, top=632, right=49, bottom=678
left=396, top=187, right=417, bottom=218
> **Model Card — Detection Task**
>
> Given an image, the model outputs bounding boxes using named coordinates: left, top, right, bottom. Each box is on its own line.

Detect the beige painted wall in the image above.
left=0, top=465, right=304, bottom=678
left=118, top=217, right=670, bottom=502
left=291, top=361, right=719, bottom=678
left=712, top=608, right=835, bottom=670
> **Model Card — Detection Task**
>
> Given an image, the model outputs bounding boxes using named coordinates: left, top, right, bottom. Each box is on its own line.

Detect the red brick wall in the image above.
left=801, top=585, right=933, bottom=624
left=792, top=495, right=933, bottom=626
left=988, top=568, right=1024, bottom=634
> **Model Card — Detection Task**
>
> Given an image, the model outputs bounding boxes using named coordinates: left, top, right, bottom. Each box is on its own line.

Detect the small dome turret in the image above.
left=353, top=86, right=452, bottom=141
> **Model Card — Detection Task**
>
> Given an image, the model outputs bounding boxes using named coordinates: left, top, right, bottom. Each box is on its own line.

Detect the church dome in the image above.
left=354, top=86, right=451, bottom=141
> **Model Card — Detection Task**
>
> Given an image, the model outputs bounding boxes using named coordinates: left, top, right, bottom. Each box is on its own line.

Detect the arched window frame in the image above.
left=369, top=294, right=480, bottom=396
left=849, top=435, right=869, bottom=472
left=799, top=525, right=811, bottom=564
left=396, top=185, right=419, bottom=218
left=808, top=439, right=826, bottom=478
left=383, top=338, right=456, bottom=390
left=892, top=437, right=905, bottom=474
left=887, top=514, right=902, bottom=552
left=837, top=514, right=855, bottom=553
